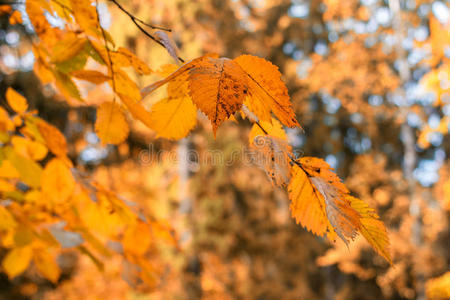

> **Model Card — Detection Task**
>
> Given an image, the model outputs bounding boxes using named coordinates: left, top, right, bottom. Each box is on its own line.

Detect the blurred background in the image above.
left=0, top=0, right=449, bottom=299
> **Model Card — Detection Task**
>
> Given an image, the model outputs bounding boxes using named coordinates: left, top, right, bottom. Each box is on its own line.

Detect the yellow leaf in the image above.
left=33, top=248, right=60, bottom=283
left=2, top=246, right=33, bottom=278
left=4, top=147, right=42, bottom=188
left=113, top=47, right=152, bottom=75
left=188, top=56, right=248, bottom=135
left=248, top=118, right=287, bottom=145
left=234, top=55, right=299, bottom=128
left=70, top=70, right=110, bottom=84
left=114, top=69, right=141, bottom=102
left=95, top=102, right=129, bottom=145
left=69, top=0, right=100, bottom=37
left=0, top=160, right=19, bottom=179
left=6, top=88, right=28, bottom=114
left=122, top=221, right=152, bottom=256
left=0, top=106, right=14, bottom=132
left=9, top=10, right=22, bottom=25
left=41, top=158, right=75, bottom=204
left=0, top=178, right=15, bottom=192
left=148, top=97, right=197, bottom=140
left=288, top=164, right=332, bottom=238
left=426, top=271, right=450, bottom=300
left=36, top=119, right=68, bottom=157
left=251, top=135, right=292, bottom=186
left=0, top=206, right=16, bottom=230
left=11, top=136, right=48, bottom=161
left=349, top=196, right=391, bottom=263
left=51, top=34, right=87, bottom=63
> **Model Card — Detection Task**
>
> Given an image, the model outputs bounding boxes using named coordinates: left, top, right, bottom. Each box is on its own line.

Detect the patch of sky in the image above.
left=375, top=6, right=391, bottom=26
left=413, top=158, right=441, bottom=186
left=322, top=94, right=341, bottom=114
left=414, top=26, right=428, bottom=42
left=293, top=50, right=304, bottom=60
left=5, top=31, right=19, bottom=46
left=418, top=4, right=431, bottom=18
left=328, top=31, right=338, bottom=43
left=369, top=94, right=383, bottom=106
left=20, top=51, right=35, bottom=71
left=296, top=58, right=313, bottom=79
left=283, top=42, right=296, bottom=55
left=428, top=113, right=441, bottom=129
left=314, top=40, right=328, bottom=55
left=432, top=1, right=449, bottom=24
left=288, top=3, right=309, bottom=19
left=325, top=154, right=338, bottom=169
left=361, top=0, right=378, bottom=6
left=407, top=112, right=422, bottom=127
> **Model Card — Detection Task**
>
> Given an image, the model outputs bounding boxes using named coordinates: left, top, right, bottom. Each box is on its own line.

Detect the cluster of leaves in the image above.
left=0, top=87, right=173, bottom=286
left=1, top=0, right=392, bottom=289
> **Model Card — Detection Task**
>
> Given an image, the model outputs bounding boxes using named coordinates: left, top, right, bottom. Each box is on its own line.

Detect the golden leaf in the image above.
left=51, top=34, right=87, bottom=63
left=234, top=55, right=299, bottom=128
left=148, top=97, right=197, bottom=140
left=11, top=136, right=48, bottom=161
left=9, top=10, right=22, bottom=25
left=2, top=246, right=33, bottom=278
left=70, top=70, right=110, bottom=84
left=4, top=147, right=43, bottom=188
left=288, top=164, right=332, bottom=238
left=349, top=196, right=391, bottom=263
left=188, top=56, right=248, bottom=135
left=248, top=118, right=287, bottom=145
left=252, top=135, right=292, bottom=186
left=114, top=69, right=141, bottom=102
left=95, top=102, right=129, bottom=145
left=6, top=87, right=28, bottom=114
left=122, top=221, right=152, bottom=256
left=41, top=158, right=75, bottom=204
left=33, top=248, right=60, bottom=283
left=37, top=120, right=68, bottom=157
left=426, top=271, right=450, bottom=300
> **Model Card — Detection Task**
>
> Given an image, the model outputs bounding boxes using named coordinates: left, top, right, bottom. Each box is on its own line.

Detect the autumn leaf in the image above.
left=36, top=119, right=68, bottom=157
left=70, top=70, right=110, bottom=84
left=4, top=146, right=43, bottom=188
left=33, top=248, right=60, bottom=283
left=288, top=164, right=333, bottom=238
left=251, top=135, right=292, bottom=186
left=6, top=87, right=28, bottom=114
left=2, top=246, right=33, bottom=278
left=95, top=102, right=129, bottom=145
left=41, top=158, right=75, bottom=204
left=349, top=196, right=391, bottom=263
left=148, top=97, right=197, bottom=140
left=248, top=118, right=287, bottom=145
left=188, top=56, right=248, bottom=135
left=234, top=54, right=299, bottom=128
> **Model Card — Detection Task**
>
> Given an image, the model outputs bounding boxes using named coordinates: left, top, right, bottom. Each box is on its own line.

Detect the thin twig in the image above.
left=254, top=120, right=308, bottom=174
left=95, top=0, right=116, bottom=101
left=108, top=0, right=185, bottom=63
left=108, top=0, right=171, bottom=31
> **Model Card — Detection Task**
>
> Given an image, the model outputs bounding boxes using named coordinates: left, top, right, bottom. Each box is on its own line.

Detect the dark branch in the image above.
left=108, top=0, right=185, bottom=63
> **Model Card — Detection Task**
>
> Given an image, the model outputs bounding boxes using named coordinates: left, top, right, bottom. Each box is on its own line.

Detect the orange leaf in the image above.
left=188, top=56, right=248, bottom=135
left=37, top=120, right=68, bottom=157
left=349, top=196, right=391, bottom=263
left=41, top=158, right=75, bottom=204
left=234, top=55, right=299, bottom=128
left=95, top=102, right=129, bottom=145
left=33, top=248, right=60, bottom=283
left=6, top=87, right=28, bottom=114
left=70, top=70, right=110, bottom=84
left=2, top=246, right=33, bottom=278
